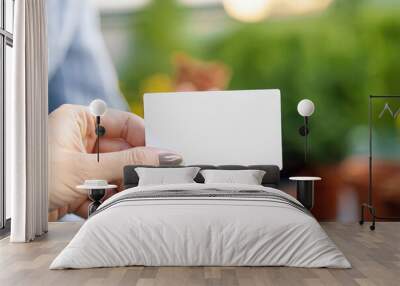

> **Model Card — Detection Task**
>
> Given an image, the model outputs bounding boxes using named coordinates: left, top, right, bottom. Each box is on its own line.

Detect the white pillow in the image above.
left=200, top=169, right=266, bottom=185
left=135, top=167, right=200, bottom=186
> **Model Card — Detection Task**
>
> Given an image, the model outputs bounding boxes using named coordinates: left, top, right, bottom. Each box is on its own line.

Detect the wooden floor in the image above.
left=0, top=222, right=399, bottom=286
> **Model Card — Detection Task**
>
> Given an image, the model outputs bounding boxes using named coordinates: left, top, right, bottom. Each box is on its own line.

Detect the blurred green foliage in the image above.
left=119, top=0, right=400, bottom=167
left=121, top=0, right=187, bottom=95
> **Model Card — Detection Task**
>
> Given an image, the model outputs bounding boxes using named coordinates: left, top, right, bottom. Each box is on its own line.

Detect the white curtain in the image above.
left=8, top=0, right=48, bottom=242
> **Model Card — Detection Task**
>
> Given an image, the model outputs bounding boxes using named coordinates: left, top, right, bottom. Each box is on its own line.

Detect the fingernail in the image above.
left=158, top=152, right=183, bottom=166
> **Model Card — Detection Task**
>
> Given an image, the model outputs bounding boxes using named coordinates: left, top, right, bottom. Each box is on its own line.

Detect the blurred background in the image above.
left=91, top=0, right=400, bottom=221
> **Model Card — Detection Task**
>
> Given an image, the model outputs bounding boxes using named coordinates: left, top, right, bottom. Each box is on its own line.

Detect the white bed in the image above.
left=50, top=183, right=350, bottom=269
left=51, top=91, right=350, bottom=269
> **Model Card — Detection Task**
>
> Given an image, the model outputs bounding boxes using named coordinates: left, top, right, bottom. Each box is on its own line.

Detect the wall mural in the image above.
left=47, top=0, right=400, bottom=222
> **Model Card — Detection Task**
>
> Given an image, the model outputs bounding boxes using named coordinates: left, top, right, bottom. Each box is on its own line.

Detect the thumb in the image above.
left=82, top=146, right=182, bottom=183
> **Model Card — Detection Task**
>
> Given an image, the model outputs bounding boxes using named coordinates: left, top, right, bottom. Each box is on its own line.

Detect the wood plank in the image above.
left=0, top=222, right=399, bottom=286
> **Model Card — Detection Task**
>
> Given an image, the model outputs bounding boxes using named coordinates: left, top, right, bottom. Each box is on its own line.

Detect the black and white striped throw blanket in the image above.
left=92, top=189, right=309, bottom=217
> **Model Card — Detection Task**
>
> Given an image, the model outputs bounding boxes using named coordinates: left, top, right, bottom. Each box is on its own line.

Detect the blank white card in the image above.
left=144, top=90, right=282, bottom=169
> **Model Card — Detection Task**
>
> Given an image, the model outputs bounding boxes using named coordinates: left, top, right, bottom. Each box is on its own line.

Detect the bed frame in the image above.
left=123, top=165, right=280, bottom=189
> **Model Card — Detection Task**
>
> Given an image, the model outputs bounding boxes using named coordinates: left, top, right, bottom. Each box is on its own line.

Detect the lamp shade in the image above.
left=297, top=99, right=315, bottom=117
left=89, top=99, right=107, bottom=116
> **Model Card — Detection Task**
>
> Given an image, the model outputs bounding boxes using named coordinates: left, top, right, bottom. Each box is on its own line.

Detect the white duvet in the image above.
left=50, top=183, right=351, bottom=269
